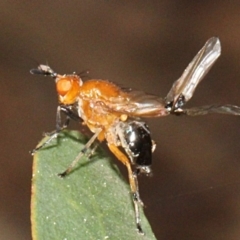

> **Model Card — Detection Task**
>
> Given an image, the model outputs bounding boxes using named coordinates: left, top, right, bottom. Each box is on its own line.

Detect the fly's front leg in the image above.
left=58, top=128, right=102, bottom=177
left=31, top=105, right=82, bottom=155
left=107, top=143, right=144, bottom=235
left=31, top=106, right=68, bottom=154
left=60, top=105, right=82, bottom=122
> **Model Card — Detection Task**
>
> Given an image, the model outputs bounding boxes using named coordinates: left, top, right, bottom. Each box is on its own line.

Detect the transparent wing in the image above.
left=103, top=89, right=169, bottom=117
left=175, top=104, right=240, bottom=116
left=165, top=37, right=221, bottom=108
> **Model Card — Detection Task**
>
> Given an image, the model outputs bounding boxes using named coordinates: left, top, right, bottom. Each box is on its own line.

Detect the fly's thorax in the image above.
left=56, top=74, right=82, bottom=105
left=78, top=97, right=123, bottom=130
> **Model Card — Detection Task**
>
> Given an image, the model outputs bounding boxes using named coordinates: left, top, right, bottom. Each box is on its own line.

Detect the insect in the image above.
left=30, top=37, right=240, bottom=234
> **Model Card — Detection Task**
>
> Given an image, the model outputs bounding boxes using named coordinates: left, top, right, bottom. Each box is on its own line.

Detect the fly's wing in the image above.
left=165, top=37, right=221, bottom=109
left=177, top=104, right=240, bottom=116
left=105, top=89, right=169, bottom=117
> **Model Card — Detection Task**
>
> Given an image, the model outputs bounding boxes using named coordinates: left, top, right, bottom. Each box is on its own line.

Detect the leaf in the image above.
left=31, top=130, right=156, bottom=240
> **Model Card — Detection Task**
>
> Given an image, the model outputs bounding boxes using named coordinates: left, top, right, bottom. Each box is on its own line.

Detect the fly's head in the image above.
left=30, top=64, right=83, bottom=105
left=56, top=75, right=82, bottom=105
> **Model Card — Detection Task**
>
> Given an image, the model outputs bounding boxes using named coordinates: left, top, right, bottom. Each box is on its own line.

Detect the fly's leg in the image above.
left=31, top=106, right=69, bottom=154
left=85, top=142, right=99, bottom=159
left=60, top=105, right=82, bottom=122
left=132, top=168, right=144, bottom=204
left=58, top=129, right=102, bottom=177
left=31, top=106, right=82, bottom=155
left=107, top=143, right=144, bottom=235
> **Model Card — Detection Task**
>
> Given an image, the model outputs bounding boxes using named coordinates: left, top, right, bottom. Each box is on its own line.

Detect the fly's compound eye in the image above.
left=56, top=75, right=83, bottom=105
left=123, top=121, right=153, bottom=174
left=56, top=77, right=73, bottom=96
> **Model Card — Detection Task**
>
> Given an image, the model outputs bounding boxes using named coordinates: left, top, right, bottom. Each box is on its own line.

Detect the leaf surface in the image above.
left=31, top=130, right=156, bottom=240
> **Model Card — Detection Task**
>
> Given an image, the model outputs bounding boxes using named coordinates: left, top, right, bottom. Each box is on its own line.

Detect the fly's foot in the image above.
left=30, top=146, right=41, bottom=155
left=137, top=223, right=144, bottom=235
left=30, top=149, right=37, bottom=155
left=58, top=171, right=68, bottom=178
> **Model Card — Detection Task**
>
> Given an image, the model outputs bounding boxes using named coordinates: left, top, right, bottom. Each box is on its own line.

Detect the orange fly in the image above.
left=30, top=37, right=240, bottom=234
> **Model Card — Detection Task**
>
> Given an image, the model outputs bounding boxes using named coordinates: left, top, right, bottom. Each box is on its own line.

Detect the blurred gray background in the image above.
left=1, top=1, right=240, bottom=239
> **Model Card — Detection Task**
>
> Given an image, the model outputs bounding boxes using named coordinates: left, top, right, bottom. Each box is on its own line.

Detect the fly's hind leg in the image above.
left=58, top=128, right=102, bottom=177
left=107, top=143, right=144, bottom=235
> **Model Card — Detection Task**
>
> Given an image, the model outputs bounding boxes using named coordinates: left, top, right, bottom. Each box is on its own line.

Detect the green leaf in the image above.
left=31, top=130, right=156, bottom=240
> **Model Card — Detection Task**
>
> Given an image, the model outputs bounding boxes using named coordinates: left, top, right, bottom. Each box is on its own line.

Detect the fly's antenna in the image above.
left=77, top=69, right=90, bottom=80
left=30, top=64, right=57, bottom=78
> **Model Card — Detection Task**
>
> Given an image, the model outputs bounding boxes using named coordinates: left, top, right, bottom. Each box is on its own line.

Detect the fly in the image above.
left=30, top=37, right=240, bottom=234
